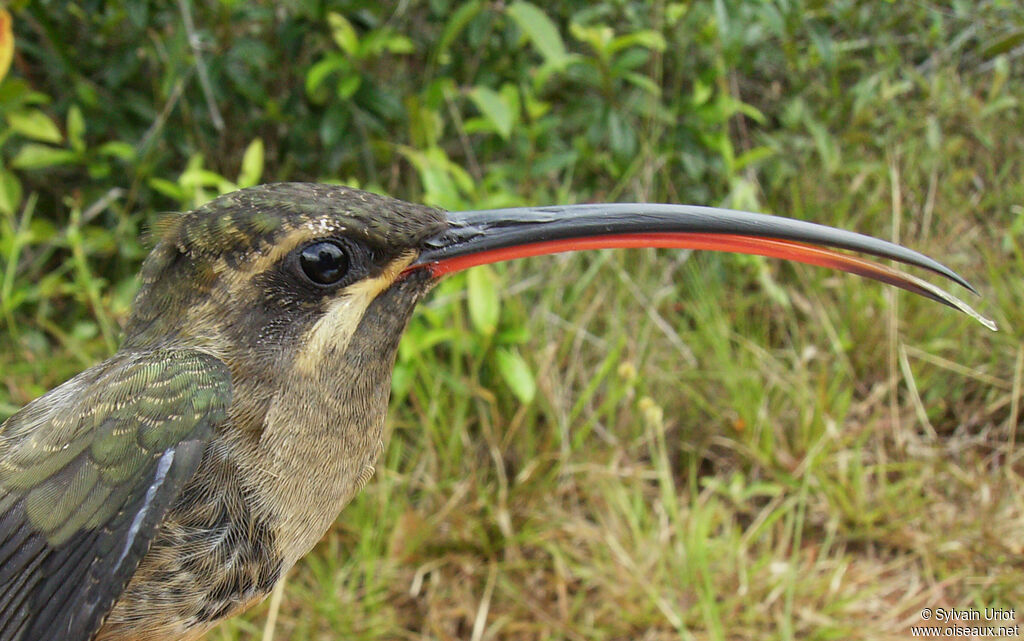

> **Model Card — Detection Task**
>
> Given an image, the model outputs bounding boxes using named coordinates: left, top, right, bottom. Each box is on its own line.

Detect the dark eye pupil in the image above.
left=300, top=241, right=349, bottom=285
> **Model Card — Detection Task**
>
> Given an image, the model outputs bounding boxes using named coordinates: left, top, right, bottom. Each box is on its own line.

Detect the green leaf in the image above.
left=181, top=168, right=229, bottom=189
left=609, top=30, right=666, bottom=55
left=98, top=141, right=136, bottom=161
left=666, top=3, right=687, bottom=26
left=806, top=118, right=840, bottom=174
left=438, top=0, right=482, bottom=60
left=735, top=100, right=766, bottom=124
left=405, top=92, right=444, bottom=148
left=624, top=72, right=661, bottom=95
left=237, top=138, right=264, bottom=188
left=383, top=34, right=414, bottom=54
left=569, top=23, right=613, bottom=61
left=0, top=168, right=21, bottom=215
left=606, top=110, right=636, bottom=158
left=391, top=362, right=413, bottom=399
left=7, top=109, right=63, bottom=144
left=327, top=12, right=359, bottom=56
left=396, top=145, right=473, bottom=208
left=734, top=146, right=774, bottom=171
left=305, top=55, right=346, bottom=103
left=496, top=348, right=536, bottom=404
left=507, top=2, right=569, bottom=69
left=67, top=106, right=86, bottom=152
left=467, top=264, right=500, bottom=335
left=147, top=177, right=185, bottom=202
left=337, top=73, right=362, bottom=100
left=692, top=79, right=712, bottom=106
left=982, top=30, right=1024, bottom=59
left=11, top=144, right=77, bottom=169
left=469, top=86, right=514, bottom=140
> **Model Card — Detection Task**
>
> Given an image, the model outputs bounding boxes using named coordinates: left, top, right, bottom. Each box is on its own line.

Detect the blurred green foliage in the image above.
left=2, top=0, right=1020, bottom=408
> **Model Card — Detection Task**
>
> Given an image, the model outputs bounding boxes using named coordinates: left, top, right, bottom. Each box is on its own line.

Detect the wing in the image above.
left=0, top=349, right=232, bottom=641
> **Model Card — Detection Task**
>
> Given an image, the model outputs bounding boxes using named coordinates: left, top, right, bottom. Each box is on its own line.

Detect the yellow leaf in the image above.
left=0, top=10, right=13, bottom=84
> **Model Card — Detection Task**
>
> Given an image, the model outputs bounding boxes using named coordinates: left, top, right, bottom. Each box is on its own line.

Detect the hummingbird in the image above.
left=0, top=183, right=993, bottom=641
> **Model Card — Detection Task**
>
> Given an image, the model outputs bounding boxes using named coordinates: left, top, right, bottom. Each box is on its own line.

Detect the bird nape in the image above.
left=0, top=183, right=993, bottom=641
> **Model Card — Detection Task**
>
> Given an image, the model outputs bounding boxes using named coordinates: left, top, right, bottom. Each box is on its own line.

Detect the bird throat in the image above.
left=244, top=254, right=429, bottom=569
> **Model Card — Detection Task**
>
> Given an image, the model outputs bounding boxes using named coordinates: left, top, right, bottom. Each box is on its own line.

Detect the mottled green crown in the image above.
left=158, top=183, right=446, bottom=259
left=124, top=183, right=447, bottom=347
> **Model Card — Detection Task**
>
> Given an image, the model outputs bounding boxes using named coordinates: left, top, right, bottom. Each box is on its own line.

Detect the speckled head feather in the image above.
left=158, top=183, right=447, bottom=259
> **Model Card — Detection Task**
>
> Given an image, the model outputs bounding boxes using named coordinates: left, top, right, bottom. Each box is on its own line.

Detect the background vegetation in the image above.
left=1, top=1, right=1022, bottom=639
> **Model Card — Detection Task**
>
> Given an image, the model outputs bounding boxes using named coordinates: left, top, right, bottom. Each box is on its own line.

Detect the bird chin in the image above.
left=391, top=263, right=442, bottom=300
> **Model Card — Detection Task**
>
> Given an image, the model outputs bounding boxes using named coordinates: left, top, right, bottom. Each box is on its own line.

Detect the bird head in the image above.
left=125, top=183, right=448, bottom=369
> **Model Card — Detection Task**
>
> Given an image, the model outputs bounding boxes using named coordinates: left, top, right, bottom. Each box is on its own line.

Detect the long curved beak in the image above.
left=406, top=203, right=995, bottom=330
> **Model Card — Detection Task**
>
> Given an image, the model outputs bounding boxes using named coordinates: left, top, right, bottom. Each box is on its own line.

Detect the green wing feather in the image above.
left=0, top=349, right=232, bottom=641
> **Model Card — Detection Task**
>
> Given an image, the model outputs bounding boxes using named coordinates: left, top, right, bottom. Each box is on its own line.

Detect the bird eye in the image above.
left=299, top=241, right=350, bottom=285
